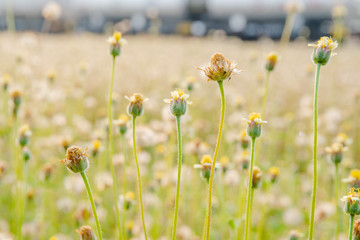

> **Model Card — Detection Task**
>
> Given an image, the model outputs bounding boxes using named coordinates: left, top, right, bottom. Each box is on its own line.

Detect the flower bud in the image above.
left=240, top=129, right=249, bottom=150
left=342, top=188, right=360, bottom=216
left=76, top=226, right=96, bottom=240
left=19, top=124, right=32, bottom=148
left=115, top=114, right=129, bottom=135
left=265, top=52, right=278, bottom=72
left=251, top=166, right=262, bottom=189
left=61, top=146, right=89, bottom=173
left=2, top=74, right=10, bottom=91
left=194, top=155, right=220, bottom=182
left=91, top=139, right=101, bottom=157
left=325, top=142, right=345, bottom=164
left=124, top=191, right=136, bottom=210
left=164, top=89, right=191, bottom=117
left=268, top=166, right=280, bottom=183
left=308, top=36, right=338, bottom=65
left=239, top=151, right=249, bottom=170
left=22, top=147, right=31, bottom=162
left=10, top=90, right=22, bottom=118
left=186, top=75, right=196, bottom=91
left=125, top=93, right=148, bottom=117
left=288, top=230, right=303, bottom=240
left=246, top=112, right=267, bottom=138
left=197, top=53, right=241, bottom=82
left=108, top=31, right=126, bottom=57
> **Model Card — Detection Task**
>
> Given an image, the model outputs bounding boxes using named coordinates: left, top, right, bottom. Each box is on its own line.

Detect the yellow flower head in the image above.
left=47, top=69, right=57, bottom=80
left=198, top=53, right=242, bottom=82
left=265, top=52, right=278, bottom=71
left=92, top=139, right=101, bottom=150
left=201, top=154, right=212, bottom=166
left=269, top=166, right=280, bottom=176
left=220, top=156, right=229, bottom=167
left=247, top=112, right=267, bottom=125
left=125, top=93, right=148, bottom=104
left=351, top=170, right=360, bottom=180
left=2, top=74, right=11, bottom=84
left=309, top=36, right=338, bottom=52
left=156, top=144, right=165, bottom=154
left=10, top=90, right=21, bottom=99
left=108, top=31, right=125, bottom=46
left=164, top=88, right=191, bottom=104
left=240, top=129, right=247, bottom=139
left=125, top=191, right=135, bottom=200
left=119, top=114, right=129, bottom=123
left=19, top=124, right=31, bottom=136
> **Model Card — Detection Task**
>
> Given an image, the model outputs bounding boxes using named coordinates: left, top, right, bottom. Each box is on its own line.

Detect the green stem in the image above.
left=121, top=134, right=128, bottom=240
left=349, top=214, right=355, bottom=240
left=172, top=115, right=182, bottom=240
left=335, top=163, right=339, bottom=240
left=16, top=160, right=27, bottom=240
left=80, top=171, right=103, bottom=240
left=132, top=117, right=148, bottom=240
left=308, top=62, right=321, bottom=240
left=244, top=137, right=256, bottom=240
left=204, top=80, right=226, bottom=240
left=108, top=55, right=122, bottom=239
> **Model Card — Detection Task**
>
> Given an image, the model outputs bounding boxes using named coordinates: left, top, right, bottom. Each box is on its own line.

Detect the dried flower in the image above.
left=164, top=88, right=191, bottom=116
left=197, top=53, right=241, bottom=82
left=76, top=225, right=96, bottom=240
left=308, top=36, right=338, bottom=65
left=125, top=93, right=148, bottom=117
left=61, top=146, right=89, bottom=173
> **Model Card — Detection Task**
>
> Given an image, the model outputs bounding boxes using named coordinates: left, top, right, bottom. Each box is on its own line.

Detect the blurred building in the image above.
left=0, top=0, right=359, bottom=39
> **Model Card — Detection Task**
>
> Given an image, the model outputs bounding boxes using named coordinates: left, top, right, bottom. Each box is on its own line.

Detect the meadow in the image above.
left=0, top=32, right=359, bottom=240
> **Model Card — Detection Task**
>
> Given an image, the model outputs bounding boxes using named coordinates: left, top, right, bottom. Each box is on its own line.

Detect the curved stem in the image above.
left=349, top=214, right=355, bottom=240
left=204, top=80, right=226, bottom=240
left=132, top=117, right=148, bottom=240
left=308, top=63, right=321, bottom=240
left=108, top=56, right=122, bottom=239
left=172, top=115, right=182, bottom=240
left=244, top=137, right=256, bottom=240
left=335, top=163, right=339, bottom=240
left=80, top=171, right=103, bottom=240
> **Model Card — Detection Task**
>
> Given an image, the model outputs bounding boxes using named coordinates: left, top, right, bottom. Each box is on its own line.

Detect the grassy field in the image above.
left=0, top=32, right=360, bottom=240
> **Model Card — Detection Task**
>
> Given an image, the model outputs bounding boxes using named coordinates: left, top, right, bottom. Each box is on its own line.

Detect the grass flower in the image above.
left=342, top=188, right=360, bottom=240
left=108, top=31, right=126, bottom=57
left=308, top=36, right=339, bottom=240
left=308, top=36, right=338, bottom=66
left=107, top=32, right=126, bottom=239
left=126, top=93, right=148, bottom=239
left=198, top=53, right=241, bottom=240
left=194, top=154, right=221, bottom=182
left=244, top=112, right=266, bottom=240
left=165, top=88, right=191, bottom=239
left=61, top=146, right=103, bottom=240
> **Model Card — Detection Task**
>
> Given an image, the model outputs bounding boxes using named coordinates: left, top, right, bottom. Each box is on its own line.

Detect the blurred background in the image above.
left=1, top=0, right=360, bottom=40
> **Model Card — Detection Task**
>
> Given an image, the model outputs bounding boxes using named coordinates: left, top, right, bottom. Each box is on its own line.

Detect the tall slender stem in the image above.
left=80, top=171, right=103, bottom=240
left=172, top=115, right=182, bottom=239
left=244, top=137, right=256, bottom=240
left=121, top=134, right=128, bottom=240
left=308, top=63, right=321, bottom=240
left=335, top=163, right=340, bottom=240
left=108, top=56, right=122, bottom=239
left=132, top=117, right=148, bottom=239
left=349, top=214, right=355, bottom=240
left=204, top=80, right=226, bottom=240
